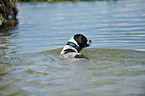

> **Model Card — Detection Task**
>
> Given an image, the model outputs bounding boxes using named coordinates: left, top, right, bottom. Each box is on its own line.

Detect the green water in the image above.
left=0, top=48, right=145, bottom=95
left=0, top=0, right=145, bottom=95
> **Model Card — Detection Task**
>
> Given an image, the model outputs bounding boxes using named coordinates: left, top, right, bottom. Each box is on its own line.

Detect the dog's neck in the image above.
left=66, top=42, right=80, bottom=52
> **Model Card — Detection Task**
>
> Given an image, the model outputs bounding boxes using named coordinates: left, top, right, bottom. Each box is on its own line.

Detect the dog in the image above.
left=60, top=34, right=91, bottom=59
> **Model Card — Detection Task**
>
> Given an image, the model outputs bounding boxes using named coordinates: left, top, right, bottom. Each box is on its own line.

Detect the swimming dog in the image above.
left=60, top=34, right=91, bottom=59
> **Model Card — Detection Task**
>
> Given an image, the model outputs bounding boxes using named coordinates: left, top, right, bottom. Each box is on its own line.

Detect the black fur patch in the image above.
left=74, top=34, right=88, bottom=49
left=64, top=49, right=76, bottom=54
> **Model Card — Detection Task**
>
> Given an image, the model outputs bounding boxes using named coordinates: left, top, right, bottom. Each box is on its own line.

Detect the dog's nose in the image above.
left=89, top=40, right=92, bottom=43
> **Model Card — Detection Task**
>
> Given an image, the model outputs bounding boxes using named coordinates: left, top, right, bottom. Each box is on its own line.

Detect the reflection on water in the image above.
left=0, top=19, right=18, bottom=55
left=0, top=0, right=145, bottom=96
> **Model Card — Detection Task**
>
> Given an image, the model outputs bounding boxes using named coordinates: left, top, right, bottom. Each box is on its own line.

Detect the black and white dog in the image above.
left=60, top=34, right=91, bottom=59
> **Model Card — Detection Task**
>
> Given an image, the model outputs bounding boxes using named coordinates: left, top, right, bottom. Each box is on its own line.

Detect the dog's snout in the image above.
left=86, top=40, right=91, bottom=47
left=87, top=40, right=91, bottom=44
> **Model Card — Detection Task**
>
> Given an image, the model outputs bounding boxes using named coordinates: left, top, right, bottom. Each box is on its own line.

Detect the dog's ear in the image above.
left=74, top=34, right=88, bottom=48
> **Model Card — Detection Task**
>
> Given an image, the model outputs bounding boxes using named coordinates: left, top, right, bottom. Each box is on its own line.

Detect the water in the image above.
left=0, top=0, right=145, bottom=96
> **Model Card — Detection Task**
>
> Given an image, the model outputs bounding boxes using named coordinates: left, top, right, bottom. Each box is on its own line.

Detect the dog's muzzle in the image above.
left=86, top=40, right=91, bottom=47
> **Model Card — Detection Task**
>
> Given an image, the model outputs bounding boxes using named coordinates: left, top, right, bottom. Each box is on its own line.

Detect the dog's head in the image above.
left=73, top=34, right=91, bottom=51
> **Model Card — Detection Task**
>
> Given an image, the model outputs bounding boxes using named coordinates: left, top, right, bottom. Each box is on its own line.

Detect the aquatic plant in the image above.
left=0, top=14, right=5, bottom=25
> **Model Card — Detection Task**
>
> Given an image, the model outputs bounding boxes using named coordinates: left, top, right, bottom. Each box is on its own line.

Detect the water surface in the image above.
left=0, top=0, right=145, bottom=96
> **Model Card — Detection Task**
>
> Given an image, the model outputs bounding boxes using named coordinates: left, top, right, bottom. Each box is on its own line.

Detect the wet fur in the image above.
left=60, top=34, right=91, bottom=59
